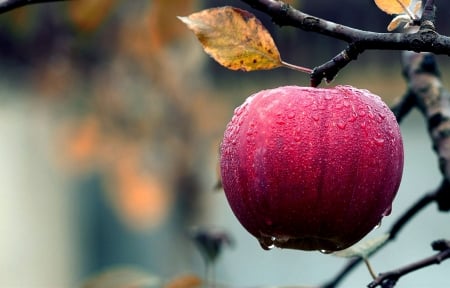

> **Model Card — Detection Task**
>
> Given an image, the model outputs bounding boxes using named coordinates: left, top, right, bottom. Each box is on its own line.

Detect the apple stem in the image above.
left=280, top=60, right=313, bottom=74
left=364, top=257, right=378, bottom=280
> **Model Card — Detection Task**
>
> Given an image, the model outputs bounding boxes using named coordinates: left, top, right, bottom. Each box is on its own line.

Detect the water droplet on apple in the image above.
left=373, top=136, right=385, bottom=145
left=324, top=93, right=333, bottom=100
left=258, top=235, right=275, bottom=250
left=337, top=121, right=346, bottom=129
left=343, top=100, right=350, bottom=107
left=373, top=220, right=382, bottom=230
left=287, top=112, right=295, bottom=119
left=312, top=114, right=320, bottom=121
left=234, top=105, right=245, bottom=116
left=383, top=206, right=392, bottom=216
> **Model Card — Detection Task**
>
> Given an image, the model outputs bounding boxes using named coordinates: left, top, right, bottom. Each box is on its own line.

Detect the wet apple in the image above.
left=220, top=85, right=404, bottom=251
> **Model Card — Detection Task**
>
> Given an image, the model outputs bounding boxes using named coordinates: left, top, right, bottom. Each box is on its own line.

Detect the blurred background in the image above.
left=0, top=0, right=449, bottom=287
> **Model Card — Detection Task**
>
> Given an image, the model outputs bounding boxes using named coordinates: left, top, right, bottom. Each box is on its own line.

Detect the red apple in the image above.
left=220, top=85, right=403, bottom=251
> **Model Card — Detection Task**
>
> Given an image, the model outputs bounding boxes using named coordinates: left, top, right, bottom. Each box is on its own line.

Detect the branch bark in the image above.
left=240, top=0, right=448, bottom=86
left=0, top=0, right=70, bottom=14
left=367, top=239, right=450, bottom=288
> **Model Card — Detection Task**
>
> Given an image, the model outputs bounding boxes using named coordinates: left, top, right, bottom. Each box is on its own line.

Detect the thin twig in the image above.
left=320, top=187, right=438, bottom=288
left=0, top=0, right=71, bottom=14
left=241, top=0, right=443, bottom=86
left=367, top=240, right=450, bottom=288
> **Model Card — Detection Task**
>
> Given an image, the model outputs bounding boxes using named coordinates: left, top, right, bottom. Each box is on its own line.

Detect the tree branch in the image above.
left=240, top=0, right=449, bottom=86
left=320, top=186, right=438, bottom=288
left=367, top=239, right=450, bottom=288
left=0, top=0, right=70, bottom=14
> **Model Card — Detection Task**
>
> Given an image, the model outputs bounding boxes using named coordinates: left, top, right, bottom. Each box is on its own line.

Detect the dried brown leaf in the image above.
left=374, top=0, right=411, bottom=15
left=178, top=6, right=282, bottom=71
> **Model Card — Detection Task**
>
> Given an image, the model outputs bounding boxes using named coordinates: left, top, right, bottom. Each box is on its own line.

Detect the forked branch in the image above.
left=240, top=0, right=446, bottom=86
left=368, top=239, right=450, bottom=288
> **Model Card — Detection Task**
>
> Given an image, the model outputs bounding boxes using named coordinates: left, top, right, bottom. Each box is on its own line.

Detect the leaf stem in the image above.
left=364, top=257, right=378, bottom=280
left=280, top=60, right=313, bottom=74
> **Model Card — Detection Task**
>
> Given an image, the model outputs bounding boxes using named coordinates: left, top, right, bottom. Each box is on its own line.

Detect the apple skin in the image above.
left=220, top=85, right=404, bottom=251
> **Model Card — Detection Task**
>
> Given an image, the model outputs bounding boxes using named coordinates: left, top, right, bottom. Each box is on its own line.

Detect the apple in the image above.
left=220, top=85, right=404, bottom=251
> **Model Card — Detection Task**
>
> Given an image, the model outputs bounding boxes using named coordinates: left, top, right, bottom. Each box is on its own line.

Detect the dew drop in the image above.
left=294, top=136, right=301, bottom=142
left=258, top=236, right=275, bottom=250
left=348, top=114, right=357, bottom=122
left=234, top=105, right=245, bottom=116
left=287, top=112, right=295, bottom=119
left=373, top=136, right=385, bottom=145
left=383, top=206, right=392, bottom=217
left=343, top=100, right=350, bottom=107
left=301, top=96, right=313, bottom=107
left=337, top=122, right=346, bottom=129
left=360, top=122, right=367, bottom=129
left=312, top=114, right=320, bottom=121
left=373, top=220, right=382, bottom=230
left=324, top=93, right=333, bottom=100
left=276, top=119, right=286, bottom=125
left=320, top=249, right=333, bottom=254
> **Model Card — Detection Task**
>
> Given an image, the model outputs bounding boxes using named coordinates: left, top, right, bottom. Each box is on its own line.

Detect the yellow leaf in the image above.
left=374, top=0, right=411, bottom=15
left=178, top=6, right=282, bottom=71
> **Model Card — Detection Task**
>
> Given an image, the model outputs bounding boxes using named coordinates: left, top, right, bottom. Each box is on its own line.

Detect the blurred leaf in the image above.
left=148, top=0, right=196, bottom=51
left=332, top=233, right=390, bottom=258
left=109, top=151, right=172, bottom=231
left=164, top=274, right=202, bottom=288
left=189, top=227, right=234, bottom=264
left=374, top=0, right=411, bottom=15
left=69, top=0, right=117, bottom=32
left=82, top=266, right=161, bottom=288
left=178, top=6, right=282, bottom=71
left=64, top=117, right=101, bottom=164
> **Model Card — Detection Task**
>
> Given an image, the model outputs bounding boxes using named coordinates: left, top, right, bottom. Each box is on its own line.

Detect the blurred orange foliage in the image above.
left=69, top=0, right=117, bottom=32
left=55, top=0, right=229, bottom=231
